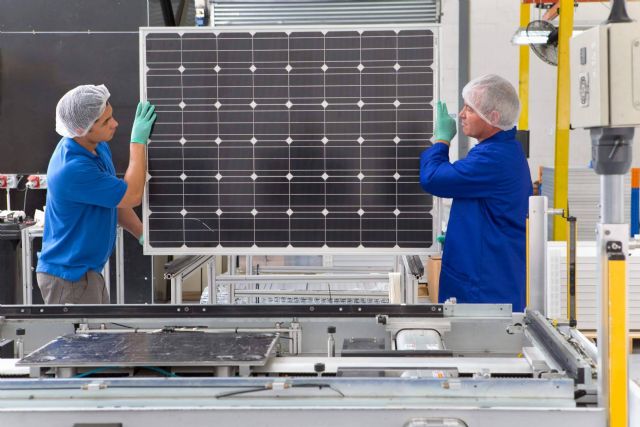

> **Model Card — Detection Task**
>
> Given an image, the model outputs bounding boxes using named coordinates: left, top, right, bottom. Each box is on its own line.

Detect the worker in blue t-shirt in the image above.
left=420, top=74, right=532, bottom=312
left=36, top=85, right=157, bottom=304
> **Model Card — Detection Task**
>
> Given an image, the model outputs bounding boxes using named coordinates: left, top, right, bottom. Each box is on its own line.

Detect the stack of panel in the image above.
left=541, top=167, right=631, bottom=241
left=546, top=241, right=640, bottom=330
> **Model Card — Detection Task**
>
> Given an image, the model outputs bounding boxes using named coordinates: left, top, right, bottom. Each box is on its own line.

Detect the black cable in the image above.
left=215, top=383, right=344, bottom=399
left=216, top=386, right=269, bottom=398
left=22, top=186, right=28, bottom=213
left=110, top=322, right=135, bottom=329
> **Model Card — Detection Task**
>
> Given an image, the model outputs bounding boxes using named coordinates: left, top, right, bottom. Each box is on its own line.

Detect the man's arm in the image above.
left=118, top=101, right=156, bottom=208
left=118, top=144, right=146, bottom=208
left=419, top=144, right=505, bottom=199
left=118, top=207, right=143, bottom=240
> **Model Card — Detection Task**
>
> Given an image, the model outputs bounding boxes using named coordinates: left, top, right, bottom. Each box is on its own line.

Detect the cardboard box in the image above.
left=426, top=255, right=442, bottom=303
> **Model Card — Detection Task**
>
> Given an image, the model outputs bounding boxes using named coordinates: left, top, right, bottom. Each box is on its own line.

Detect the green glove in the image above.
left=434, top=101, right=457, bottom=143
left=138, top=234, right=144, bottom=246
left=131, top=101, right=157, bottom=144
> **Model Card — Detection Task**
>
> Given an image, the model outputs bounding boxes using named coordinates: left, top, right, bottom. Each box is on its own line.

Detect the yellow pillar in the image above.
left=518, top=2, right=530, bottom=131
left=552, top=0, right=573, bottom=240
left=519, top=6, right=531, bottom=305
left=607, top=256, right=628, bottom=427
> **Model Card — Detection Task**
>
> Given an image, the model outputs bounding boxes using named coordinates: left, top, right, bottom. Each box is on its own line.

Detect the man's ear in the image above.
left=488, top=110, right=500, bottom=126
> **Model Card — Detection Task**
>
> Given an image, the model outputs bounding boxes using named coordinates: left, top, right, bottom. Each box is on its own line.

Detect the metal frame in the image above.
left=114, top=226, right=125, bottom=304
left=230, top=289, right=388, bottom=301
left=0, top=305, right=607, bottom=427
left=0, top=405, right=606, bottom=427
left=140, top=24, right=441, bottom=257
left=527, top=196, right=548, bottom=313
left=525, top=311, right=594, bottom=384
left=21, top=224, right=121, bottom=305
left=0, top=302, right=610, bottom=426
left=216, top=274, right=390, bottom=284
left=19, top=225, right=41, bottom=305
left=204, top=255, right=416, bottom=305
left=164, top=255, right=216, bottom=304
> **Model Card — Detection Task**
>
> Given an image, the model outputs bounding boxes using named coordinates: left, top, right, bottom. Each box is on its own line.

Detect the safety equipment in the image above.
left=462, top=74, right=520, bottom=131
left=130, top=101, right=157, bottom=144
left=434, top=101, right=457, bottom=142
left=55, top=85, right=111, bottom=138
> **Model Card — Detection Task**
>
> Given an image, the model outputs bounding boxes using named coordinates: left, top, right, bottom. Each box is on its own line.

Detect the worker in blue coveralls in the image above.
left=420, top=74, right=532, bottom=312
left=36, top=85, right=156, bottom=304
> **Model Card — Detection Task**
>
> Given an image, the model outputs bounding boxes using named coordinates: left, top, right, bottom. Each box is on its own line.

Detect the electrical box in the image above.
left=26, top=175, right=47, bottom=189
left=0, top=174, right=19, bottom=189
left=570, top=22, right=640, bottom=128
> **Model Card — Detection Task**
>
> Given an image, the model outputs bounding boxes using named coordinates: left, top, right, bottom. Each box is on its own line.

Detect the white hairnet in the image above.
left=55, top=84, right=111, bottom=138
left=462, top=74, right=520, bottom=131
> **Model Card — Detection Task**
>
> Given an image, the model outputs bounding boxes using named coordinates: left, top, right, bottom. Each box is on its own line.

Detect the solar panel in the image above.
left=141, top=26, right=437, bottom=255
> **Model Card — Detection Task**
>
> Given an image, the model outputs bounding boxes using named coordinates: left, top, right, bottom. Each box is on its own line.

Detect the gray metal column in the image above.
left=600, top=174, right=625, bottom=224
left=172, top=276, right=182, bottom=305
left=20, top=226, right=33, bottom=305
left=207, top=256, right=216, bottom=305
left=115, top=226, right=125, bottom=304
left=527, top=196, right=548, bottom=314
left=457, top=0, right=470, bottom=158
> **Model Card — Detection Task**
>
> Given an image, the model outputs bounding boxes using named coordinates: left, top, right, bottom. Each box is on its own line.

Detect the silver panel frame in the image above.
left=139, top=24, right=441, bottom=256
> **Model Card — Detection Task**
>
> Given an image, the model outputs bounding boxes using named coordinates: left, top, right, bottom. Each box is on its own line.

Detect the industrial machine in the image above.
left=0, top=303, right=605, bottom=426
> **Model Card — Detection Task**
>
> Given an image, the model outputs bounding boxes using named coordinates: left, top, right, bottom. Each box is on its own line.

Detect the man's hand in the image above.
left=131, top=101, right=157, bottom=144
left=434, top=101, right=457, bottom=144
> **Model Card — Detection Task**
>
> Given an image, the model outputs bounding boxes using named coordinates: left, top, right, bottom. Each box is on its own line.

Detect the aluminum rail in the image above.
left=255, top=266, right=393, bottom=274
left=215, top=274, right=389, bottom=283
left=164, top=256, right=215, bottom=304
left=525, top=310, right=594, bottom=385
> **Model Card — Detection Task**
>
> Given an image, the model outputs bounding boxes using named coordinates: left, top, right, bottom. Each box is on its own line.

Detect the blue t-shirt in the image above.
left=36, top=138, right=127, bottom=282
left=419, top=128, right=532, bottom=312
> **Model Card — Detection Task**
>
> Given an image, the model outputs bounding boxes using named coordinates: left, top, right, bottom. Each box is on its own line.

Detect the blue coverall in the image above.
left=419, top=128, right=532, bottom=312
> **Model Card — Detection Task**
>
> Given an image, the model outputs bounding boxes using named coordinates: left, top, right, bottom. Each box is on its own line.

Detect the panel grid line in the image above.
left=287, top=33, right=292, bottom=246
left=180, top=36, right=186, bottom=246
left=395, top=32, right=399, bottom=246
left=322, top=32, right=328, bottom=247
left=358, top=31, right=363, bottom=247
left=251, top=33, right=257, bottom=247
left=215, top=34, right=222, bottom=247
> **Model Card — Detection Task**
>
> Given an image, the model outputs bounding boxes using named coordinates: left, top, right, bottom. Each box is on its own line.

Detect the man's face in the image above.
left=458, top=103, right=495, bottom=140
left=86, top=103, right=118, bottom=143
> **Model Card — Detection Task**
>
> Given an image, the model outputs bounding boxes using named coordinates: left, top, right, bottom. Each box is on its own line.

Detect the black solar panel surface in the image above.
left=144, top=29, right=434, bottom=252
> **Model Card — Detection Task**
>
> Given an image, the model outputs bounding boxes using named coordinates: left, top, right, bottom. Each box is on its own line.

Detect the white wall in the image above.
left=440, top=0, right=640, bottom=178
